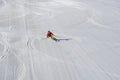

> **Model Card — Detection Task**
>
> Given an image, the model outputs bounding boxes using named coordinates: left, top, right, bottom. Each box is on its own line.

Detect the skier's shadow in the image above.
left=56, top=38, right=72, bottom=42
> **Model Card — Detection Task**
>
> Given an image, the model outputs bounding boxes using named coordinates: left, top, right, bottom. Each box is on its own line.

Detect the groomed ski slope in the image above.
left=0, top=0, right=120, bottom=80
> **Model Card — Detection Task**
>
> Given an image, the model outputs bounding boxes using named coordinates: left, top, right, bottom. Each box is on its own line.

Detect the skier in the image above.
left=46, top=31, right=57, bottom=41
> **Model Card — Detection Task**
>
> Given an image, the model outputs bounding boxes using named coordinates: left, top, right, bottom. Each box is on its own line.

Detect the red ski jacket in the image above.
left=46, top=32, right=53, bottom=38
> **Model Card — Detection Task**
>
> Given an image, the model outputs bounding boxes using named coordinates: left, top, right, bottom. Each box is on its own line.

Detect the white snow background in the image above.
left=0, top=0, right=120, bottom=80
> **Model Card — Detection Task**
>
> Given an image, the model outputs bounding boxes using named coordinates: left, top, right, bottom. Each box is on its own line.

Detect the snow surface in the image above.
left=0, top=0, right=120, bottom=80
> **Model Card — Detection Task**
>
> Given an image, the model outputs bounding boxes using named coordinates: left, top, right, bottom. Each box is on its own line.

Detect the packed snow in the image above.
left=0, top=0, right=120, bottom=80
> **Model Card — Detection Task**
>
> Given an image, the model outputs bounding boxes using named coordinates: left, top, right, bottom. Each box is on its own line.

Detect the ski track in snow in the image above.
left=0, top=32, right=26, bottom=80
left=0, top=0, right=120, bottom=80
